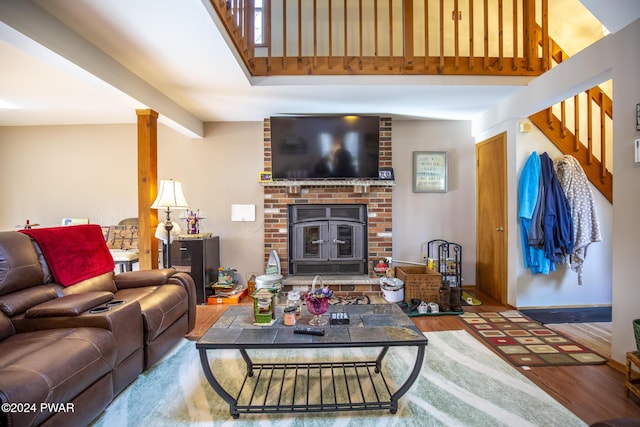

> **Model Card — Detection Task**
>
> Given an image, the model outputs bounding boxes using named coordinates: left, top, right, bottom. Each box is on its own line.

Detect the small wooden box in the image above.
left=396, top=266, right=442, bottom=303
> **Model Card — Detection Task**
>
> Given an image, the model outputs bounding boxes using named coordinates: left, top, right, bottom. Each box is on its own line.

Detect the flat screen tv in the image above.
left=270, top=115, right=380, bottom=179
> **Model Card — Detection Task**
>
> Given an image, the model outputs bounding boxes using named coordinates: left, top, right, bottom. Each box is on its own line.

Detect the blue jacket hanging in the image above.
left=518, top=152, right=553, bottom=274
left=539, top=152, right=573, bottom=264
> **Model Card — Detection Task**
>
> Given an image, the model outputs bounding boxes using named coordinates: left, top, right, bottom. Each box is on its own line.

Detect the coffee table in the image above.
left=196, top=303, right=427, bottom=418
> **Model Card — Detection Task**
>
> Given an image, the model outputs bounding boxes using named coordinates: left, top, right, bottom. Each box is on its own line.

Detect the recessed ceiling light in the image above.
left=0, top=99, right=19, bottom=109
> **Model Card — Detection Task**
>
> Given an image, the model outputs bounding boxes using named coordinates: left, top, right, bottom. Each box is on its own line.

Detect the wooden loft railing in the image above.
left=211, top=0, right=550, bottom=77
left=212, top=0, right=612, bottom=201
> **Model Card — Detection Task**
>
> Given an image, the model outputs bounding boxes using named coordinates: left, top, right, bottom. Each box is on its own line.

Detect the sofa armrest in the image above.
left=12, top=301, right=144, bottom=368
left=25, top=291, right=113, bottom=318
left=113, top=269, right=175, bottom=289
left=115, top=269, right=197, bottom=331
left=165, top=271, right=197, bottom=332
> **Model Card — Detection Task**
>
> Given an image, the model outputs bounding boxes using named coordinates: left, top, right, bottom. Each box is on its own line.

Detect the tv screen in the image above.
left=270, top=115, right=380, bottom=179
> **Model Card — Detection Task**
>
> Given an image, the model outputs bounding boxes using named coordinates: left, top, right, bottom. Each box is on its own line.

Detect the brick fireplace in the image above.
left=261, top=117, right=393, bottom=294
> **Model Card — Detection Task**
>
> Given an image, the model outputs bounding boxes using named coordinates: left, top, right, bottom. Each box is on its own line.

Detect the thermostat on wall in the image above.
left=231, top=204, right=256, bottom=222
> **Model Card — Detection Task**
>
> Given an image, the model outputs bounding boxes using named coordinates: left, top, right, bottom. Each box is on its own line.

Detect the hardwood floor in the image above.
left=547, top=322, right=612, bottom=359
left=188, top=290, right=640, bottom=425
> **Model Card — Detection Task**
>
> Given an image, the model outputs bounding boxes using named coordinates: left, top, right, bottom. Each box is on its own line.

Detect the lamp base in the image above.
left=163, top=208, right=174, bottom=269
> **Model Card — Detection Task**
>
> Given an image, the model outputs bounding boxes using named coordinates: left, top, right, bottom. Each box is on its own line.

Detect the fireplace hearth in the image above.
left=289, top=204, right=367, bottom=275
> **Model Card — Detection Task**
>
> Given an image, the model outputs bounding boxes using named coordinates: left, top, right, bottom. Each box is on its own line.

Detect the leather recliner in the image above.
left=0, top=227, right=196, bottom=427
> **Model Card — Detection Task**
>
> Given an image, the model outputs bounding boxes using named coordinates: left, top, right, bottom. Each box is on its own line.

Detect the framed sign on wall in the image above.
left=413, top=151, right=448, bottom=193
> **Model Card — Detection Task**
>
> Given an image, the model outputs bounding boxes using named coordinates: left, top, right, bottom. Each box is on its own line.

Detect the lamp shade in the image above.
left=151, top=179, right=189, bottom=209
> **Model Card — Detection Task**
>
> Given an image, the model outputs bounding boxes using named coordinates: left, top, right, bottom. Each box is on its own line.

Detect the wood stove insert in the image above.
left=289, top=204, right=367, bottom=275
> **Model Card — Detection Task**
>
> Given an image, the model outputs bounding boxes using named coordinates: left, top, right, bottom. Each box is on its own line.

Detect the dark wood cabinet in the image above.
left=170, top=236, right=220, bottom=304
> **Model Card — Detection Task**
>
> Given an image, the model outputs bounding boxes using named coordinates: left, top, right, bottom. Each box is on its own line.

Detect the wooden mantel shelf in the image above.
left=260, top=179, right=395, bottom=194
left=260, top=179, right=395, bottom=187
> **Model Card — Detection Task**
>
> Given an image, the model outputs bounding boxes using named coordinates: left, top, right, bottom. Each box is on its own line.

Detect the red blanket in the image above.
left=20, top=224, right=115, bottom=287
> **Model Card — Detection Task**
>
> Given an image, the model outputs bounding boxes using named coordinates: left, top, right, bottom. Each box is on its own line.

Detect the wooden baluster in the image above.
left=237, top=1, right=241, bottom=35
left=424, top=0, right=430, bottom=70
left=283, top=0, right=287, bottom=69
left=512, top=0, right=517, bottom=70
left=483, top=0, right=489, bottom=70
left=359, top=0, right=363, bottom=70
left=469, top=0, right=474, bottom=70
left=297, top=0, right=302, bottom=69
left=560, top=99, right=566, bottom=138
left=374, top=0, right=379, bottom=70
left=405, top=0, right=414, bottom=70
left=600, top=91, right=607, bottom=179
left=541, top=0, right=549, bottom=71
left=246, top=1, right=255, bottom=63
left=265, top=0, right=272, bottom=72
left=498, top=0, right=503, bottom=70
left=574, top=94, right=580, bottom=152
left=389, top=0, right=393, bottom=70
left=243, top=0, right=248, bottom=52
left=329, top=0, right=333, bottom=69
left=587, top=89, right=594, bottom=165
left=344, top=0, right=348, bottom=69
left=454, top=0, right=459, bottom=70
left=313, top=0, right=318, bottom=69
left=523, top=0, right=536, bottom=71
left=440, top=0, right=445, bottom=72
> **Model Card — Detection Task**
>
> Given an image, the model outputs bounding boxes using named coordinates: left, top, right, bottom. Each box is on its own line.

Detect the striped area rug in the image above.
left=90, top=330, right=586, bottom=427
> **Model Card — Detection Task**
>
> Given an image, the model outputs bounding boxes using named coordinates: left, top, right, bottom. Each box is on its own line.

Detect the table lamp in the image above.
left=151, top=179, right=189, bottom=268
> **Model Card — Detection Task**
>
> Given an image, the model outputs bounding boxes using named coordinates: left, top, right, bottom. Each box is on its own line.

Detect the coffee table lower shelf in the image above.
left=199, top=348, right=418, bottom=418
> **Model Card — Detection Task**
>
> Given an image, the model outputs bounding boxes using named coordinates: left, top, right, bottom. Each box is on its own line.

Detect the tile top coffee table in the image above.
left=196, top=303, right=427, bottom=419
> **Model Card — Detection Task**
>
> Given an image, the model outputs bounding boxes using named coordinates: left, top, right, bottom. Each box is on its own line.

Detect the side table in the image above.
left=625, top=351, right=640, bottom=399
left=170, top=236, right=220, bottom=304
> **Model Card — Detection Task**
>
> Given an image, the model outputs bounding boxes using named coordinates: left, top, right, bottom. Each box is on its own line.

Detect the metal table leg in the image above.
left=199, top=349, right=241, bottom=419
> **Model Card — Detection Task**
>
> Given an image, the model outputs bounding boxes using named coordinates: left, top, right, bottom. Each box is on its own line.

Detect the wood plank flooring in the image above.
left=547, top=322, right=612, bottom=359
left=188, top=290, right=640, bottom=425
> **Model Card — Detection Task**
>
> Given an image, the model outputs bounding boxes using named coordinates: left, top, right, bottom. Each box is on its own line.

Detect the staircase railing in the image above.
left=210, top=0, right=549, bottom=77
left=528, top=32, right=612, bottom=203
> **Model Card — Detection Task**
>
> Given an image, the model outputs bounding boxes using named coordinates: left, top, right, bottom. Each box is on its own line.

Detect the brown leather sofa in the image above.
left=0, top=227, right=197, bottom=427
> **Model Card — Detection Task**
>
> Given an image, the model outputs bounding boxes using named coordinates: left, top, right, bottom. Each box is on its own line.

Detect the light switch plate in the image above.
left=635, top=139, right=640, bottom=163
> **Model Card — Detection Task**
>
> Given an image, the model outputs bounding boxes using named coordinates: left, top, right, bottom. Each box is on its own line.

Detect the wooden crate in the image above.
left=395, top=266, right=441, bottom=303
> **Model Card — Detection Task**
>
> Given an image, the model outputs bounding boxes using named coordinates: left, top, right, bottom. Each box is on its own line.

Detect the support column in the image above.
left=136, top=109, right=159, bottom=270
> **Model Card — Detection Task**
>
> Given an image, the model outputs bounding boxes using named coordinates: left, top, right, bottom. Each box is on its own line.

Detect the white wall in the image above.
left=392, top=120, right=477, bottom=285
left=156, top=122, right=265, bottom=281
left=514, top=122, right=612, bottom=308
left=0, top=122, right=267, bottom=281
left=610, top=19, right=640, bottom=363
left=476, top=18, right=640, bottom=363
left=0, top=125, right=139, bottom=227
left=475, top=116, right=614, bottom=309
left=0, top=119, right=479, bottom=286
